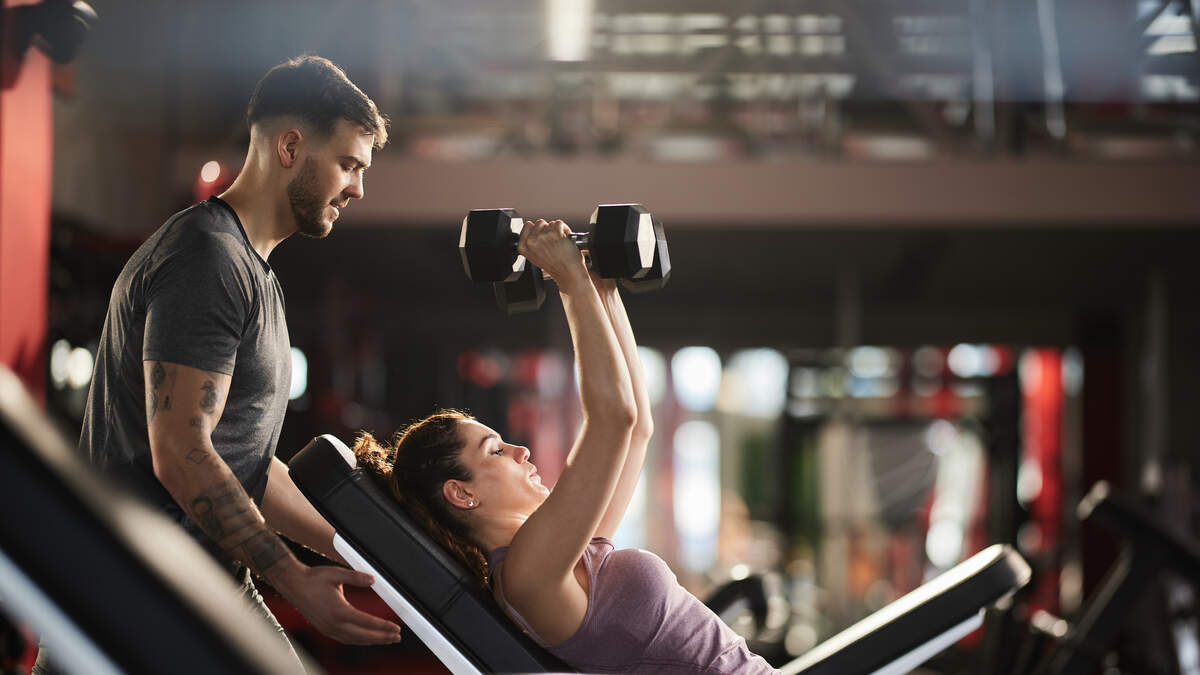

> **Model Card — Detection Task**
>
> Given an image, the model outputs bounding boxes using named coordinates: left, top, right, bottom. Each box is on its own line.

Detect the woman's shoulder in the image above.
left=489, top=536, right=616, bottom=585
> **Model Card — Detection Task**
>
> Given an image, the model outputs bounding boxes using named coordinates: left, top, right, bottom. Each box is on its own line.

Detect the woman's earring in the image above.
left=467, top=500, right=476, bottom=507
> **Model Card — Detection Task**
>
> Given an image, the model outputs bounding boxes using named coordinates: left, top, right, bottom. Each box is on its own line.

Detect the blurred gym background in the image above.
left=3, top=0, right=1200, bottom=673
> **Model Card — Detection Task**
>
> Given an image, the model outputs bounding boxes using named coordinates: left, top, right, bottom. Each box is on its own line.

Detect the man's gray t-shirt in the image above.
left=79, top=196, right=291, bottom=574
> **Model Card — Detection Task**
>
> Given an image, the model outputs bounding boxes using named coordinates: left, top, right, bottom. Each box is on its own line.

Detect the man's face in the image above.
left=286, top=119, right=374, bottom=238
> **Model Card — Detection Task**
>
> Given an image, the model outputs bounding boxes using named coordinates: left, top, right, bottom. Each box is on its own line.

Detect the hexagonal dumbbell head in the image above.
left=493, top=263, right=546, bottom=314
left=619, top=220, right=671, bottom=294
left=588, top=204, right=657, bottom=279
left=459, top=208, right=527, bottom=283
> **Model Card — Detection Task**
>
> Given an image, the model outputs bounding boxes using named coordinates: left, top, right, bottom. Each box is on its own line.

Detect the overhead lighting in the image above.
left=718, top=348, right=788, bottom=418
left=671, top=346, right=722, bottom=411
left=545, top=0, right=594, bottom=62
left=66, top=347, right=94, bottom=389
left=925, top=519, right=964, bottom=568
left=847, top=346, right=896, bottom=379
left=50, top=340, right=71, bottom=389
left=674, top=420, right=720, bottom=572
left=289, top=348, right=308, bottom=400
left=637, top=346, right=667, bottom=406
left=948, top=344, right=1000, bottom=378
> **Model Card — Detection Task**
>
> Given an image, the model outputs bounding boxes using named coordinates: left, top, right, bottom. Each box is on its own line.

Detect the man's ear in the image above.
left=443, top=480, right=476, bottom=510
left=276, top=128, right=303, bottom=169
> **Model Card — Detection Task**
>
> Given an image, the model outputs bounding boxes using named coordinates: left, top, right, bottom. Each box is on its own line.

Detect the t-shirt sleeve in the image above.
left=142, top=232, right=252, bottom=375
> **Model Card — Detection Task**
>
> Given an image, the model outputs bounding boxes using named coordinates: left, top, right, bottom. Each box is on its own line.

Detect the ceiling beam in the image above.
left=163, top=152, right=1200, bottom=231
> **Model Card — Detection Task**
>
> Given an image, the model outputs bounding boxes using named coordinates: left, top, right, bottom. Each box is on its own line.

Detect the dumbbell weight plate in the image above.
left=493, top=263, right=546, bottom=314
left=620, top=220, right=671, bottom=294
left=459, top=208, right=528, bottom=282
left=589, top=204, right=657, bottom=279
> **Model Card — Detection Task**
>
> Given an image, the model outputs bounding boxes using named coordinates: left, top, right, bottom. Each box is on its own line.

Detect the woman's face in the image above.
left=450, top=420, right=550, bottom=517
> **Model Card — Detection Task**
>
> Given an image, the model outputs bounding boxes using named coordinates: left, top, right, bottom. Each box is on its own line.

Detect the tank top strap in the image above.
left=489, top=551, right=555, bottom=648
left=486, top=537, right=614, bottom=650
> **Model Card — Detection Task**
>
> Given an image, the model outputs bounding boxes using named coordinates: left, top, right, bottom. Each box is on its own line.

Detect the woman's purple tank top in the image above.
left=487, top=537, right=777, bottom=674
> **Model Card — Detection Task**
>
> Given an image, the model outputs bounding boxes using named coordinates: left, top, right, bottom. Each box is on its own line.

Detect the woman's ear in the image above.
left=443, top=480, right=477, bottom=510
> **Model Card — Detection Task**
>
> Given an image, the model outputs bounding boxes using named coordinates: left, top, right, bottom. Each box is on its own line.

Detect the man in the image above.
left=41, top=55, right=402, bottom=672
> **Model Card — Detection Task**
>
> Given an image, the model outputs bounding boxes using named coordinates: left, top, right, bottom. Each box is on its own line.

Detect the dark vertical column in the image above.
left=0, top=0, right=54, bottom=402
left=1078, top=319, right=1124, bottom=599
left=984, top=369, right=1023, bottom=546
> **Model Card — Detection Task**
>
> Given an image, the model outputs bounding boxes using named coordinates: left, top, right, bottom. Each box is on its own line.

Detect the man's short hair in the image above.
left=247, top=55, right=388, bottom=149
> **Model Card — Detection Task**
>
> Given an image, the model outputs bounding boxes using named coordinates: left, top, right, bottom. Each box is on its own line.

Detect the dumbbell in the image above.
left=459, top=204, right=671, bottom=313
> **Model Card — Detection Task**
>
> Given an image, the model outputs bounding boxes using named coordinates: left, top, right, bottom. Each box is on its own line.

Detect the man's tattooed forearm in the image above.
left=242, top=531, right=290, bottom=572
left=188, top=478, right=289, bottom=574
left=188, top=479, right=242, bottom=541
left=199, top=381, right=218, bottom=414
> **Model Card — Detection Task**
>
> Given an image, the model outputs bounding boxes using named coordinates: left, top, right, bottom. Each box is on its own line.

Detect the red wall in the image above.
left=0, top=0, right=53, bottom=402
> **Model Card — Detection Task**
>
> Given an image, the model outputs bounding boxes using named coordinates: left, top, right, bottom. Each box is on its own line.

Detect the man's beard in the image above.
left=286, top=157, right=332, bottom=239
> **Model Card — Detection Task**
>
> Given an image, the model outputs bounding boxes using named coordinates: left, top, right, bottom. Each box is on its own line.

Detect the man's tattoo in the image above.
left=188, top=478, right=289, bottom=575
left=162, top=367, right=178, bottom=412
left=242, top=531, right=290, bottom=572
left=199, top=381, right=218, bottom=414
left=185, top=448, right=210, bottom=465
left=186, top=418, right=205, bottom=443
left=189, top=479, right=249, bottom=543
left=147, top=363, right=163, bottom=422
left=190, top=495, right=224, bottom=540
left=147, top=362, right=179, bottom=422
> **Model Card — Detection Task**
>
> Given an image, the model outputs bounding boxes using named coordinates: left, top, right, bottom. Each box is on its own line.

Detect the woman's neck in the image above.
left=476, top=513, right=527, bottom=552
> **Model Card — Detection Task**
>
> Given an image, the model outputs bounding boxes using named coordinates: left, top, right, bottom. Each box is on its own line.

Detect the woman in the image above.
left=356, top=219, right=777, bottom=673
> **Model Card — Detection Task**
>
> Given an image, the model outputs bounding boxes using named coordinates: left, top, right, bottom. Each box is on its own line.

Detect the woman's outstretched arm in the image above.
left=592, top=276, right=654, bottom=539
left=502, top=220, right=637, bottom=601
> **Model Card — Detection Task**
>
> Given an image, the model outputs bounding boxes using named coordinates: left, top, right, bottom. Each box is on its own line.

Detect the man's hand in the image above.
left=270, top=563, right=404, bottom=645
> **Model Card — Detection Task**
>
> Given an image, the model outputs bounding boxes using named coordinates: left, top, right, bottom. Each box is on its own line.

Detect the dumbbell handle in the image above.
left=501, top=230, right=591, bottom=250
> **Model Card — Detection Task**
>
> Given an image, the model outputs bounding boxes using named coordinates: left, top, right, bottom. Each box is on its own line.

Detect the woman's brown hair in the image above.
left=353, top=409, right=490, bottom=588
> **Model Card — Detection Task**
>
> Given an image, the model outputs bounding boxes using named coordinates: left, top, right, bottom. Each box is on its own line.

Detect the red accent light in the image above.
left=193, top=161, right=235, bottom=202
